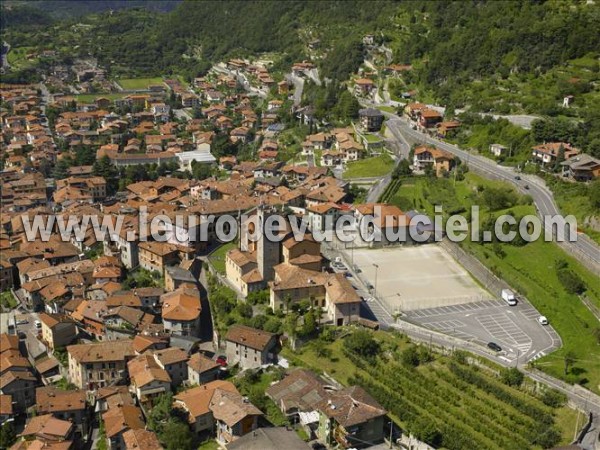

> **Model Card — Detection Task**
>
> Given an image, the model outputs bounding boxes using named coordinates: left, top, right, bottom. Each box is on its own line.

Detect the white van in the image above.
left=501, top=289, right=517, bottom=306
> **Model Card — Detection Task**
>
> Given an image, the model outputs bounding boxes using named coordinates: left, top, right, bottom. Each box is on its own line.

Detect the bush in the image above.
left=557, top=267, right=586, bottom=295
left=401, top=346, right=421, bottom=367
left=500, top=368, right=524, bottom=387
left=540, top=389, right=567, bottom=408
left=343, top=330, right=380, bottom=360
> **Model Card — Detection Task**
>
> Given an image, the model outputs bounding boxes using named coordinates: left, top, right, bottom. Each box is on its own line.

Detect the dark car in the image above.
left=487, top=342, right=502, bottom=352
left=524, top=184, right=530, bottom=190
left=17, top=331, right=27, bottom=340
left=514, top=176, right=521, bottom=180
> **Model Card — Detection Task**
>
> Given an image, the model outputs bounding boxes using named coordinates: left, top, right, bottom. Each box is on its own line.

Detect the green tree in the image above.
left=563, top=351, right=577, bottom=376
left=284, top=313, right=299, bottom=350
left=557, top=268, right=586, bottom=295
left=401, top=345, right=420, bottom=367
left=500, top=367, right=524, bottom=387
left=0, top=423, right=16, bottom=449
left=590, top=179, right=600, bottom=210
left=160, top=420, right=194, bottom=450
left=392, top=159, right=412, bottom=178
left=301, top=309, right=317, bottom=337
left=343, top=330, right=380, bottom=360
left=93, top=156, right=119, bottom=195
left=540, top=388, right=567, bottom=408
left=52, top=159, right=70, bottom=180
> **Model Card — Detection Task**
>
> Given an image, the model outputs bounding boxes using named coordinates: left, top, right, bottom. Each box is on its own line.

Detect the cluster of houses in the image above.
left=1, top=323, right=388, bottom=450
left=299, top=128, right=368, bottom=167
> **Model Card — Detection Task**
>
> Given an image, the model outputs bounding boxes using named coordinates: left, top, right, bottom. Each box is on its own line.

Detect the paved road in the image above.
left=173, top=108, right=192, bottom=121
left=285, top=73, right=304, bottom=107
left=212, top=64, right=268, bottom=99
left=1, top=41, right=10, bottom=72
left=384, top=115, right=600, bottom=275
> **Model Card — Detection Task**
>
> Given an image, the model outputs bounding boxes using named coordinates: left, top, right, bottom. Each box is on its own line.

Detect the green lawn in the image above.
left=284, top=330, right=578, bottom=448
left=546, top=177, right=600, bottom=244
left=343, top=153, right=394, bottom=179
left=6, top=46, right=37, bottom=69
left=117, top=77, right=164, bottom=90
left=0, top=291, right=17, bottom=310
left=208, top=242, right=236, bottom=275
left=377, top=105, right=396, bottom=113
left=363, top=133, right=383, bottom=143
left=75, top=93, right=126, bottom=103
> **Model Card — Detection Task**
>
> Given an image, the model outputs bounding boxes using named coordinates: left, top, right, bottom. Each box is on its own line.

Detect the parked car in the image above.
left=34, top=320, right=42, bottom=329
left=17, top=331, right=26, bottom=340
left=537, top=316, right=549, bottom=325
left=514, top=176, right=521, bottom=180
left=16, top=319, right=28, bottom=325
left=487, top=342, right=502, bottom=352
left=216, top=355, right=228, bottom=367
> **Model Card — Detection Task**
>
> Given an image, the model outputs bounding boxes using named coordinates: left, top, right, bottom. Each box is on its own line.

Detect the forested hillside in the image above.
left=2, top=0, right=599, bottom=115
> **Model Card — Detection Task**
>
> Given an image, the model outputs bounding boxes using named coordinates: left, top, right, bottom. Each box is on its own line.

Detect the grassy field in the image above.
left=343, top=153, right=394, bottom=179
left=387, top=173, right=600, bottom=393
left=208, top=242, right=236, bottom=275
left=0, top=291, right=17, bottom=310
left=117, top=77, right=164, bottom=90
left=377, top=105, right=396, bottom=113
left=363, top=133, right=383, bottom=143
left=75, top=93, right=126, bottom=103
left=546, top=177, right=600, bottom=244
left=283, top=330, right=579, bottom=449
left=6, top=46, right=38, bottom=70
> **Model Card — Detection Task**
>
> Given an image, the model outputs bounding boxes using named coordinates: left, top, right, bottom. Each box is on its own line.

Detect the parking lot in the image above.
left=404, top=299, right=561, bottom=364
left=351, top=245, right=491, bottom=312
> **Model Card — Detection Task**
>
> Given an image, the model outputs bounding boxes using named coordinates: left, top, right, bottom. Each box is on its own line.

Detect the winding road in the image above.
left=378, top=112, right=600, bottom=275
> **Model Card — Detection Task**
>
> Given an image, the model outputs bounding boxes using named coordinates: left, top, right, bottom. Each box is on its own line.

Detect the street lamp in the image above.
left=373, top=264, right=379, bottom=297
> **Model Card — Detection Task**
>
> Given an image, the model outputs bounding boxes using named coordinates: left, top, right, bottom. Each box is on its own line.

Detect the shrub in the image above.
left=500, top=368, right=524, bottom=387
left=343, top=330, right=380, bottom=360
left=557, top=267, right=586, bottom=295
left=540, top=388, right=567, bottom=408
left=401, top=346, right=421, bottom=367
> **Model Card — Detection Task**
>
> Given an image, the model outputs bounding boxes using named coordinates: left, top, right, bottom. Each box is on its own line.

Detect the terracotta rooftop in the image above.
left=161, top=285, right=201, bottom=322
left=102, top=405, right=145, bottom=439
left=225, top=325, right=276, bottom=351
left=20, top=414, right=73, bottom=441
left=123, top=429, right=164, bottom=450
left=67, top=340, right=134, bottom=364
left=36, top=386, right=86, bottom=413
left=174, top=380, right=238, bottom=420
left=187, top=352, right=220, bottom=374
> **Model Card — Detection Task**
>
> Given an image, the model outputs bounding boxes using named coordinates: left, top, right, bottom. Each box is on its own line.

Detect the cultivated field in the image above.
left=117, top=77, right=164, bottom=90
left=352, top=245, right=491, bottom=311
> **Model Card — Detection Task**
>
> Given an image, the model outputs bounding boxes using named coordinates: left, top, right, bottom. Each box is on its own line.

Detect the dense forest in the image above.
left=2, top=1, right=599, bottom=123
left=3, top=1, right=598, bottom=82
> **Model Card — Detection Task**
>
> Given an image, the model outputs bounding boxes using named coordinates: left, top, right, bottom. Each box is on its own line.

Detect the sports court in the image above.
left=351, top=245, right=491, bottom=312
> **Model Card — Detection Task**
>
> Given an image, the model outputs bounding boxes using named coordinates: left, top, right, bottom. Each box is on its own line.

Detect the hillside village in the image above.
left=1, top=5, right=600, bottom=450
